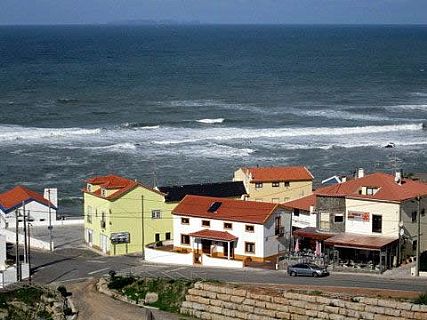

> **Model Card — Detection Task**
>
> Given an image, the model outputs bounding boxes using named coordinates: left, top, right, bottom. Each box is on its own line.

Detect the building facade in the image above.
left=172, top=195, right=291, bottom=264
left=233, top=166, right=313, bottom=203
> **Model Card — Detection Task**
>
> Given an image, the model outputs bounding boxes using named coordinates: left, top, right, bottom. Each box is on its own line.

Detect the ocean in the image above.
left=0, top=25, right=426, bottom=215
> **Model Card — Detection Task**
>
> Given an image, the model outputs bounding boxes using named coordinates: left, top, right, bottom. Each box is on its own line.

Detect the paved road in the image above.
left=29, top=248, right=427, bottom=293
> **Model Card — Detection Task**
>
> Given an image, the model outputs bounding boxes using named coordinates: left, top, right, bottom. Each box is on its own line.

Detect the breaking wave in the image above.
left=196, top=118, right=225, bottom=124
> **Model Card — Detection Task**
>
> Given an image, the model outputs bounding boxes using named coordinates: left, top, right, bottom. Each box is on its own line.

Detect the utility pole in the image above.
left=48, top=189, right=53, bottom=252
left=416, top=195, right=422, bottom=276
left=141, top=195, right=145, bottom=260
left=28, top=223, right=32, bottom=284
left=15, top=209, right=20, bottom=281
left=22, top=202, right=27, bottom=265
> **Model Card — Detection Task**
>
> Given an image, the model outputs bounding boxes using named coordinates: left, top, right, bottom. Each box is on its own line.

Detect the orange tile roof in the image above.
left=188, top=229, right=238, bottom=241
left=283, top=194, right=316, bottom=212
left=84, top=174, right=165, bottom=201
left=172, top=195, right=283, bottom=224
left=243, top=166, right=313, bottom=183
left=315, top=172, right=427, bottom=202
left=0, top=185, right=55, bottom=213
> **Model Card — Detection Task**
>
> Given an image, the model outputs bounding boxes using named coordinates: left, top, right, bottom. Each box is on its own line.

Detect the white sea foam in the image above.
left=154, top=123, right=423, bottom=145
left=196, top=118, right=225, bottom=124
left=388, top=104, right=427, bottom=111
left=294, top=109, right=392, bottom=122
left=0, top=125, right=101, bottom=142
left=87, top=143, right=138, bottom=152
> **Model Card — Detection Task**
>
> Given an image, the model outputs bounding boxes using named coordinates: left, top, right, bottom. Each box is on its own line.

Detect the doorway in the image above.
left=201, top=239, right=212, bottom=254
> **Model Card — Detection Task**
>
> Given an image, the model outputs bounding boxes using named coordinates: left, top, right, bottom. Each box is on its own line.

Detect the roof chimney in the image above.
left=44, top=188, right=58, bottom=208
left=341, top=176, right=347, bottom=183
left=395, top=170, right=402, bottom=185
left=357, top=168, right=364, bottom=179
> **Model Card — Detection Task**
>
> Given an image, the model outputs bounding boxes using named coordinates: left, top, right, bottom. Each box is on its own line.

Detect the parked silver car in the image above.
left=287, top=263, right=329, bottom=277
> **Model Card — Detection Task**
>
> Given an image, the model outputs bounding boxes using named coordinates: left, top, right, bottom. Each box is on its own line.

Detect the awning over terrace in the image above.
left=324, top=233, right=398, bottom=251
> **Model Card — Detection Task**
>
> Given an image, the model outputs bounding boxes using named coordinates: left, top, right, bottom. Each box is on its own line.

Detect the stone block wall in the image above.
left=181, top=282, right=427, bottom=320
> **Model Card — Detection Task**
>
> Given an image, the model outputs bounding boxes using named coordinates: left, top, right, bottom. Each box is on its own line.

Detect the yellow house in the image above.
left=83, top=175, right=174, bottom=256
left=83, top=176, right=247, bottom=256
left=233, top=166, right=314, bottom=203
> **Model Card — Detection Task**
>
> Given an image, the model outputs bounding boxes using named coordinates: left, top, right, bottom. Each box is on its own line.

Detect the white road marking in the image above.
left=88, top=267, right=110, bottom=275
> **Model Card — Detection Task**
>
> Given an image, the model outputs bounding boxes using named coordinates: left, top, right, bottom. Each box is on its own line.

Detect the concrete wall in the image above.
left=2, top=229, right=51, bottom=250
left=316, top=196, right=345, bottom=232
left=401, top=198, right=427, bottom=255
left=290, top=210, right=317, bottom=229
left=144, top=246, right=193, bottom=265
left=202, top=254, right=244, bottom=269
left=181, top=282, right=427, bottom=320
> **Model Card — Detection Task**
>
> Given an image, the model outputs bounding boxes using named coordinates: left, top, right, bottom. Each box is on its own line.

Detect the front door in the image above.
left=223, top=241, right=234, bottom=258
left=100, top=234, right=109, bottom=254
left=201, top=239, right=211, bottom=254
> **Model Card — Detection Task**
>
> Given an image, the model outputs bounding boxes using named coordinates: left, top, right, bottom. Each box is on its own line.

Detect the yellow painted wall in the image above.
left=233, top=169, right=312, bottom=203
left=83, top=185, right=174, bottom=256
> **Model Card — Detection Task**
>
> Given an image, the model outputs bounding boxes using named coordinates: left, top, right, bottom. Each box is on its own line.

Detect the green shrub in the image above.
left=108, top=276, right=136, bottom=290
left=414, top=292, right=427, bottom=305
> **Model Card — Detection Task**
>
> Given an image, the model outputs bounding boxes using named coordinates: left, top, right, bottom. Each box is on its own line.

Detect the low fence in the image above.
left=202, top=254, right=244, bottom=269
left=0, top=263, right=30, bottom=288
left=145, top=242, right=193, bottom=266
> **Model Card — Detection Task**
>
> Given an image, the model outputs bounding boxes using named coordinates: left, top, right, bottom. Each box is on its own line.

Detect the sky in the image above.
left=0, top=0, right=426, bottom=25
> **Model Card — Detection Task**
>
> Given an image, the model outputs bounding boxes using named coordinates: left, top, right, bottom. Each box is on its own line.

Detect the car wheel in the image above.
left=290, top=271, right=297, bottom=277
left=312, top=272, right=319, bottom=277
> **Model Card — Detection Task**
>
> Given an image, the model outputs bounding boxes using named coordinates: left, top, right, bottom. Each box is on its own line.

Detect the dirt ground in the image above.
left=67, top=279, right=153, bottom=320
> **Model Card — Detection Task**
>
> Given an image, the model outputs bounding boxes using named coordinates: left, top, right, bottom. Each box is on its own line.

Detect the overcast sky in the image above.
left=0, top=0, right=426, bottom=25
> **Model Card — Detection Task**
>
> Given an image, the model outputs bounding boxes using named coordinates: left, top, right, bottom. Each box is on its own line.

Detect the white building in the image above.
left=0, top=186, right=57, bottom=228
left=171, top=195, right=291, bottom=267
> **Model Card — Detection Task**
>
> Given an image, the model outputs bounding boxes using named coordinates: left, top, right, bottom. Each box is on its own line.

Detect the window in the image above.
left=155, top=233, right=160, bottom=242
left=422, top=209, right=426, bottom=217
left=412, top=211, right=417, bottom=223
left=272, top=182, right=280, bottom=187
left=87, top=206, right=92, bottom=223
left=334, top=215, right=344, bottom=223
left=245, top=225, right=254, bottom=233
left=272, top=198, right=280, bottom=203
left=275, top=216, right=282, bottom=236
left=372, top=215, right=382, bottom=233
left=245, top=242, right=255, bottom=254
left=181, top=234, right=190, bottom=245
left=202, top=220, right=210, bottom=227
left=87, top=184, right=92, bottom=192
left=294, top=209, right=300, bottom=217
left=224, top=222, right=232, bottom=230
left=413, top=240, right=418, bottom=251
left=181, top=217, right=189, bottom=225
left=255, top=183, right=263, bottom=189
left=101, top=188, right=107, bottom=197
left=151, top=210, right=161, bottom=219
left=284, top=181, right=290, bottom=187
left=165, top=232, right=171, bottom=240
left=366, top=187, right=376, bottom=195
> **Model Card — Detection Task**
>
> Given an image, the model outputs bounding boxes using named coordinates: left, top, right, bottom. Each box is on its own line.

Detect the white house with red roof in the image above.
left=0, top=186, right=57, bottom=228
left=164, top=195, right=291, bottom=268
left=233, top=166, right=313, bottom=203
left=285, top=170, right=427, bottom=272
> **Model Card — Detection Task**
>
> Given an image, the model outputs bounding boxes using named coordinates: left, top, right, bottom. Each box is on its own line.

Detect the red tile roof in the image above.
left=243, top=166, right=313, bottom=183
left=324, top=233, right=398, bottom=250
left=315, top=172, right=427, bottom=202
left=188, top=229, right=238, bottom=241
left=283, top=194, right=316, bottom=212
left=0, top=185, right=55, bottom=212
left=173, top=195, right=283, bottom=224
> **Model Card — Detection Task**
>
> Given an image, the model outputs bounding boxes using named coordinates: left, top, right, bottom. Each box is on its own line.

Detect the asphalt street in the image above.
left=29, top=248, right=427, bottom=293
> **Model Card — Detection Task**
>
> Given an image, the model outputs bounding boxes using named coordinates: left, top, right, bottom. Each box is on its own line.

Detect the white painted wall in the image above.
left=292, top=212, right=317, bottom=229
left=1, top=201, right=57, bottom=228
left=173, top=208, right=288, bottom=259
left=144, top=246, right=193, bottom=265
left=202, top=254, right=244, bottom=268
left=0, top=263, right=29, bottom=288
left=2, top=229, right=52, bottom=250
left=0, top=235, right=6, bottom=270
left=263, top=211, right=290, bottom=257
left=345, top=199, right=400, bottom=238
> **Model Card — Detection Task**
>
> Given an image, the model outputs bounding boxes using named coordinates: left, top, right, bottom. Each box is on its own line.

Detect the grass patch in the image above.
left=109, top=276, right=195, bottom=313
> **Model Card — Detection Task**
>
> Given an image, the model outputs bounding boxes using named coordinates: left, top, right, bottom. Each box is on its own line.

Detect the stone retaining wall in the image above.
left=181, top=282, right=427, bottom=320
